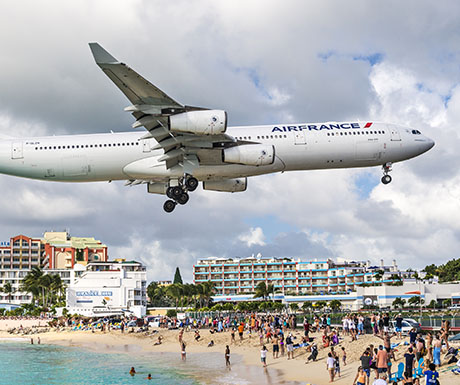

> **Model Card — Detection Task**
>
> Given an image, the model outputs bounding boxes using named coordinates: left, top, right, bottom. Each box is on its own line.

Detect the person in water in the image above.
left=145, top=374, right=152, bottom=380
left=129, top=367, right=136, bottom=376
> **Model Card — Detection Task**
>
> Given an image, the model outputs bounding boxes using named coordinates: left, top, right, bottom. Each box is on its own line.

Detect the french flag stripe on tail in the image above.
left=364, top=122, right=373, bottom=128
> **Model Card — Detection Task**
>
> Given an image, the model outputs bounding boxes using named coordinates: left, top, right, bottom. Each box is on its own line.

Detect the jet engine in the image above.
left=169, top=110, right=227, bottom=135
left=203, top=178, right=247, bottom=192
left=223, top=144, right=275, bottom=166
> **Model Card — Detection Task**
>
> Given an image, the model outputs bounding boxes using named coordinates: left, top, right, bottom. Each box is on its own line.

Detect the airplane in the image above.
left=0, top=43, right=435, bottom=213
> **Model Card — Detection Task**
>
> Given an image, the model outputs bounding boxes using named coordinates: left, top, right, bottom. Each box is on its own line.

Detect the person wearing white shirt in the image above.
left=326, top=352, right=335, bottom=382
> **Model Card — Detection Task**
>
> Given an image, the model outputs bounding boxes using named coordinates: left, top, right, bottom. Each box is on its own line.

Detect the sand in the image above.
left=1, top=320, right=459, bottom=384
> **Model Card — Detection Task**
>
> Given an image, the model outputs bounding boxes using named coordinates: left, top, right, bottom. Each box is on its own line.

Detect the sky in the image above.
left=1, top=0, right=460, bottom=282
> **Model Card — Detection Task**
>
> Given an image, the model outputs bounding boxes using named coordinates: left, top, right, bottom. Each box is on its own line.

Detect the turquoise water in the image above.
left=0, top=341, right=200, bottom=385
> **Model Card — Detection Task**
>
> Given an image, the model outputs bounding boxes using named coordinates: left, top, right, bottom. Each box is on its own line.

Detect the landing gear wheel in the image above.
left=171, top=186, right=183, bottom=199
left=177, top=192, right=189, bottom=205
left=163, top=200, right=176, bottom=213
left=185, top=177, right=199, bottom=192
left=166, top=187, right=174, bottom=199
left=381, top=175, right=392, bottom=185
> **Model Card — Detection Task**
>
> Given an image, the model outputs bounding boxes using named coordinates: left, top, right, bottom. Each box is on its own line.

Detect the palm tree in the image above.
left=38, top=274, right=52, bottom=308
left=2, top=282, right=14, bottom=303
left=166, top=283, right=183, bottom=311
left=254, top=282, right=275, bottom=301
left=21, top=267, right=43, bottom=305
left=302, top=301, right=312, bottom=313
left=200, top=281, right=215, bottom=308
left=329, top=299, right=342, bottom=312
left=50, top=274, right=64, bottom=303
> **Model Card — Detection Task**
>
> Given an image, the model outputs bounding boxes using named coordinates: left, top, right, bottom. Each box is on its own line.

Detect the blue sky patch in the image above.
left=354, top=171, right=379, bottom=199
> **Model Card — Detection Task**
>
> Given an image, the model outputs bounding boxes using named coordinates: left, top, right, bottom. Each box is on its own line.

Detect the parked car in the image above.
left=147, top=316, right=161, bottom=328
left=403, top=318, right=422, bottom=332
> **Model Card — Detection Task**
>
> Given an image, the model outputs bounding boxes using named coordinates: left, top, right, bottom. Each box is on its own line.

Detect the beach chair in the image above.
left=389, top=362, right=404, bottom=382
left=414, top=358, right=424, bottom=378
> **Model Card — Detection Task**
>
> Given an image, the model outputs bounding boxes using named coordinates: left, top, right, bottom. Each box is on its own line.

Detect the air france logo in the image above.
left=271, top=122, right=373, bottom=132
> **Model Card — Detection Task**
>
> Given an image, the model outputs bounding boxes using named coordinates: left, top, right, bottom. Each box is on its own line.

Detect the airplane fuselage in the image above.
left=0, top=121, right=434, bottom=184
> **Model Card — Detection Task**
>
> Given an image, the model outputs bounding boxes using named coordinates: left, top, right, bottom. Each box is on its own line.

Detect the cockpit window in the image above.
left=411, top=130, right=422, bottom=135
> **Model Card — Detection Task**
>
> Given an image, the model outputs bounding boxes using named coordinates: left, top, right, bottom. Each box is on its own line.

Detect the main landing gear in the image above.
left=163, top=175, right=199, bottom=213
left=381, top=162, right=392, bottom=185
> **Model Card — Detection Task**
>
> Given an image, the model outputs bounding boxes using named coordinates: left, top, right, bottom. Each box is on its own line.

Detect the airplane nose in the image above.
left=426, top=138, right=435, bottom=150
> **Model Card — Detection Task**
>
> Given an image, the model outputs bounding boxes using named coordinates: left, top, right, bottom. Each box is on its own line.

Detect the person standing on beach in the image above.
left=353, top=366, right=366, bottom=385
left=360, top=350, right=371, bottom=385
left=181, top=341, right=187, bottom=361
left=286, top=333, right=294, bottom=360
left=238, top=323, right=244, bottom=341
left=433, top=334, right=442, bottom=366
left=272, top=334, right=279, bottom=359
left=261, top=345, right=268, bottom=367
left=326, top=352, right=335, bottom=382
left=404, top=347, right=416, bottom=378
left=376, top=345, right=388, bottom=378
left=341, top=347, right=347, bottom=366
left=225, top=345, right=231, bottom=369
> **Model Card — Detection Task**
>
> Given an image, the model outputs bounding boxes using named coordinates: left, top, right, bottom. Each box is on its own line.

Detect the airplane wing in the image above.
left=89, top=43, right=236, bottom=171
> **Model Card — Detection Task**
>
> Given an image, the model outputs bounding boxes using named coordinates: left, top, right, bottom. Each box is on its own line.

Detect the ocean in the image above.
left=0, top=340, right=267, bottom=385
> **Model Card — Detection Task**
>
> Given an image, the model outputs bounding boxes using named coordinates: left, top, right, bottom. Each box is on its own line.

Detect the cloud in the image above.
left=238, top=227, right=266, bottom=247
left=0, top=0, right=459, bottom=283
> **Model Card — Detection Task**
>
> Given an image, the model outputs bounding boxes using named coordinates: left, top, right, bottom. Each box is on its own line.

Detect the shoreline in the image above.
left=1, top=324, right=459, bottom=385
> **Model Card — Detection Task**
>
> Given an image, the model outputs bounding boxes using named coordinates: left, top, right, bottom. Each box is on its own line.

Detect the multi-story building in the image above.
left=193, top=255, right=401, bottom=296
left=42, top=231, right=108, bottom=269
left=0, top=231, right=108, bottom=306
left=66, top=260, right=147, bottom=318
left=0, top=235, right=42, bottom=270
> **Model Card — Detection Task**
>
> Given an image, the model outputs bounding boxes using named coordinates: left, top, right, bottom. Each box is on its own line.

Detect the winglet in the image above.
left=89, top=42, right=118, bottom=64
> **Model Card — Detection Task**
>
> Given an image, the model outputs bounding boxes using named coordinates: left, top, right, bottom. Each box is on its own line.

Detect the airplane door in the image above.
left=294, top=130, right=306, bottom=145
left=11, top=141, right=23, bottom=159
left=388, top=125, right=401, bottom=141
left=142, top=139, right=151, bottom=152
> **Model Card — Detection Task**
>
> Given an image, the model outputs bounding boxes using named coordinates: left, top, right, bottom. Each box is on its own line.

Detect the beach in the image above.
left=1, top=319, right=459, bottom=385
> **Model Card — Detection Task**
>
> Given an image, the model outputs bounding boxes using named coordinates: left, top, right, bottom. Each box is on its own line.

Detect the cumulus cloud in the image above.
left=0, top=0, right=459, bottom=282
left=238, top=227, right=266, bottom=247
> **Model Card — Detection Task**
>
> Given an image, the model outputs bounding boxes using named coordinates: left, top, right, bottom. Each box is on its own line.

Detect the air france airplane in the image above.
left=0, top=43, right=434, bottom=212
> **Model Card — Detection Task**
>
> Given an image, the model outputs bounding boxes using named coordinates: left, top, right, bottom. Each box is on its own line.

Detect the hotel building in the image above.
left=0, top=231, right=108, bottom=306
left=66, top=260, right=147, bottom=318
left=193, top=255, right=401, bottom=296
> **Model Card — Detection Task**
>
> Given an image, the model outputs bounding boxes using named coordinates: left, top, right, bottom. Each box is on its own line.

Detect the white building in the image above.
left=214, top=281, right=460, bottom=311
left=66, top=260, right=147, bottom=318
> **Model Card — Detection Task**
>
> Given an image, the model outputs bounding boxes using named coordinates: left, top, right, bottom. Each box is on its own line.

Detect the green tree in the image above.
left=289, top=303, right=300, bottom=313
left=302, top=301, right=312, bottom=313
left=408, top=296, right=423, bottom=307
left=2, top=282, right=14, bottom=303
left=427, top=299, right=438, bottom=309
left=392, top=297, right=406, bottom=309
left=329, top=299, right=342, bottom=312
left=314, top=300, right=327, bottom=310
left=166, top=283, right=183, bottom=310
left=21, top=267, right=43, bottom=305
left=253, top=282, right=275, bottom=301
left=374, top=270, right=385, bottom=282
left=443, top=299, right=452, bottom=308
left=173, top=267, right=183, bottom=284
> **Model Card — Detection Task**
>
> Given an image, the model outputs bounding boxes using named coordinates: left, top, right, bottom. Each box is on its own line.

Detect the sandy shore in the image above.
left=1, top=323, right=459, bottom=385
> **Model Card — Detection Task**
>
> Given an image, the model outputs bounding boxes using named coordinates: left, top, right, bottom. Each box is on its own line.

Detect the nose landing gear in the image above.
left=381, top=162, right=392, bottom=185
left=163, top=175, right=198, bottom=213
